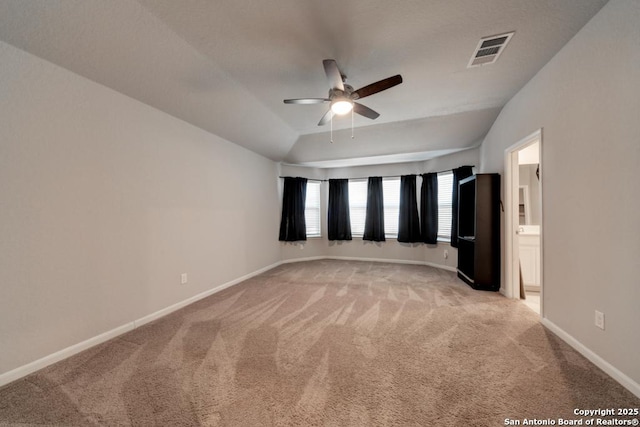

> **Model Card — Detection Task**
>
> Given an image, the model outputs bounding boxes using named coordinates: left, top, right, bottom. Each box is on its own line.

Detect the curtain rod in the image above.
left=279, top=165, right=475, bottom=182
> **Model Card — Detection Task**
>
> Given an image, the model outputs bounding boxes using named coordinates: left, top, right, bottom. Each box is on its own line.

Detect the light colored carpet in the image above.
left=0, top=260, right=638, bottom=426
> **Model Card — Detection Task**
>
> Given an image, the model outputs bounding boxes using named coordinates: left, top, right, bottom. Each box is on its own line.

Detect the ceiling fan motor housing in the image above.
left=329, top=85, right=356, bottom=101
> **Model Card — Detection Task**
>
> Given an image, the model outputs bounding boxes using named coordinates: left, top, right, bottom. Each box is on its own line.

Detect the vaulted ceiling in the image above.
left=0, top=0, right=608, bottom=167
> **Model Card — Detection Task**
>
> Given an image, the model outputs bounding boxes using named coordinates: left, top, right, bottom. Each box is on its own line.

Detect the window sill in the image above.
left=333, top=235, right=451, bottom=243
left=350, top=234, right=398, bottom=240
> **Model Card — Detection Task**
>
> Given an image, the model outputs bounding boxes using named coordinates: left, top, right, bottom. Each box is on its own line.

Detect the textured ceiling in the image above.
left=0, top=0, right=608, bottom=166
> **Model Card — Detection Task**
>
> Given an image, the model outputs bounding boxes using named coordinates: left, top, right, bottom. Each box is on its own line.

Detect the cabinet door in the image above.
left=533, top=244, right=541, bottom=285
left=458, top=239, right=475, bottom=282
left=519, top=245, right=537, bottom=286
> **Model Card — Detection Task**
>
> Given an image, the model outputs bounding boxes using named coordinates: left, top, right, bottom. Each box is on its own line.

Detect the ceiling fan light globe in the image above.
left=331, top=99, right=353, bottom=115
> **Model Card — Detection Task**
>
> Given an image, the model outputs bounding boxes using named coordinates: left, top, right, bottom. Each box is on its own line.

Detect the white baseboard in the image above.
left=422, top=261, right=457, bottom=273
left=280, top=256, right=325, bottom=264
left=0, top=323, right=134, bottom=387
left=290, top=255, right=458, bottom=272
left=134, top=261, right=282, bottom=328
left=541, top=318, right=640, bottom=399
left=324, top=256, right=457, bottom=273
left=0, top=261, right=282, bottom=388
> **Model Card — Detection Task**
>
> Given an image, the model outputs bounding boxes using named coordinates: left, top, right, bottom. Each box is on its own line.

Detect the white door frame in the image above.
left=504, top=129, right=543, bottom=315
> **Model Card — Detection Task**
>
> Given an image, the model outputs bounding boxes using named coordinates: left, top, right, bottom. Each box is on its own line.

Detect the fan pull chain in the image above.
left=351, top=108, right=354, bottom=139
left=330, top=113, right=333, bottom=143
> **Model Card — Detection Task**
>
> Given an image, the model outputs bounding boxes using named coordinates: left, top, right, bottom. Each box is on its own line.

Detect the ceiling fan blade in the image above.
left=353, top=74, right=403, bottom=100
left=323, top=59, right=344, bottom=91
left=317, top=109, right=334, bottom=126
left=353, top=102, right=380, bottom=120
left=284, top=98, right=330, bottom=104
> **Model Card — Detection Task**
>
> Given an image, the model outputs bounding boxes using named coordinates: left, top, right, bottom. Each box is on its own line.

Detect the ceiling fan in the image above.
left=284, top=59, right=403, bottom=126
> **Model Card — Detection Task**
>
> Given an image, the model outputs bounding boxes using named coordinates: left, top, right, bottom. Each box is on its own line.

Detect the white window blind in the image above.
left=437, top=171, right=454, bottom=241
left=348, top=180, right=367, bottom=235
left=382, top=178, right=401, bottom=237
left=348, top=178, right=401, bottom=238
left=305, top=181, right=321, bottom=237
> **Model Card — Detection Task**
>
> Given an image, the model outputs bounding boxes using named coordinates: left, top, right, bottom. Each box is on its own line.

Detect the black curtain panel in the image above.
left=278, top=177, right=308, bottom=242
left=398, top=175, right=421, bottom=243
left=363, top=176, right=385, bottom=242
left=420, top=173, right=438, bottom=244
left=451, top=166, right=473, bottom=248
left=328, top=179, right=352, bottom=241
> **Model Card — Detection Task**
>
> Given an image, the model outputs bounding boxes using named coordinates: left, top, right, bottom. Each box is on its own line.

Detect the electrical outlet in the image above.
left=444, top=250, right=449, bottom=259
left=595, top=310, right=605, bottom=330
left=181, top=273, right=188, bottom=285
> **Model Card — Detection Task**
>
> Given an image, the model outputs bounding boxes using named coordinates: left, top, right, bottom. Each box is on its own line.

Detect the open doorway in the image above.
left=504, top=130, right=543, bottom=315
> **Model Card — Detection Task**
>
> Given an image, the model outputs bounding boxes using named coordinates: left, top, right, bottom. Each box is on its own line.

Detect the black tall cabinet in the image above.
left=457, top=174, right=501, bottom=291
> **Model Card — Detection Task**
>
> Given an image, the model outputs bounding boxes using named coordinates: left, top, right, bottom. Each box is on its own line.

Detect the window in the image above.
left=348, top=180, right=367, bottom=235
left=437, top=171, right=454, bottom=241
left=348, top=178, right=401, bottom=238
left=305, top=181, right=321, bottom=237
left=382, top=177, right=401, bottom=237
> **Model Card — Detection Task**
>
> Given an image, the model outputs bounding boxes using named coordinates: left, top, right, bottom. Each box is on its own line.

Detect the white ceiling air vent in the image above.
left=467, top=32, right=514, bottom=68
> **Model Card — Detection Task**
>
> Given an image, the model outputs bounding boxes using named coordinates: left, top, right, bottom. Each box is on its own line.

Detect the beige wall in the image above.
left=479, top=0, right=640, bottom=385
left=0, top=41, right=281, bottom=375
